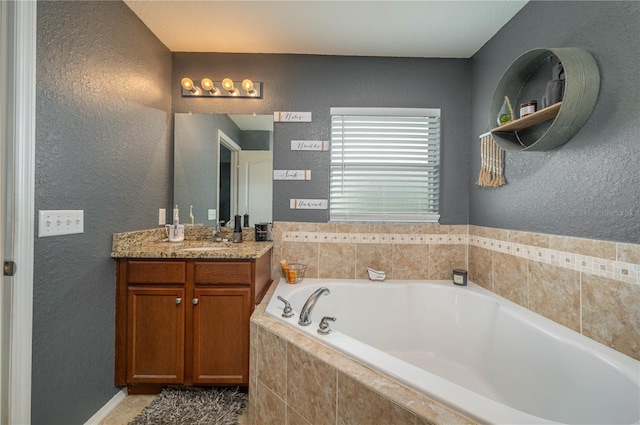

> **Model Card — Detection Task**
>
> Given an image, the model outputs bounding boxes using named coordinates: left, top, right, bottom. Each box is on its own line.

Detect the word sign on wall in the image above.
left=291, top=140, right=329, bottom=151
left=274, top=111, right=312, bottom=122
left=273, top=170, right=312, bottom=180
left=290, top=199, right=328, bottom=209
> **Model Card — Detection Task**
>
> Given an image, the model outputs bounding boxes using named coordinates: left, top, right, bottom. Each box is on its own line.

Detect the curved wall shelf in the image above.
left=489, top=47, right=600, bottom=151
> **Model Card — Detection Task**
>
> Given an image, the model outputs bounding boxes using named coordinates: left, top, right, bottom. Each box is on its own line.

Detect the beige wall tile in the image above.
left=582, top=273, right=640, bottom=360
left=477, top=226, right=508, bottom=240
left=274, top=221, right=300, bottom=232
left=393, top=244, right=430, bottom=280
left=250, top=345, right=258, bottom=407
left=375, top=223, right=414, bottom=234
left=617, top=243, right=640, bottom=264
left=411, top=224, right=446, bottom=234
left=493, top=252, right=528, bottom=308
left=319, top=243, right=356, bottom=279
left=529, top=262, right=581, bottom=331
left=298, top=222, right=336, bottom=232
left=448, top=225, right=468, bottom=235
left=287, top=343, right=337, bottom=425
left=255, top=382, right=287, bottom=425
left=469, top=246, right=492, bottom=290
left=257, top=328, right=288, bottom=399
left=355, top=243, right=393, bottom=279
left=507, top=230, right=550, bottom=247
left=336, top=223, right=375, bottom=233
left=282, top=241, right=319, bottom=278
left=429, top=245, right=466, bottom=280
left=287, top=407, right=312, bottom=425
left=549, top=235, right=617, bottom=260
left=337, top=373, right=417, bottom=425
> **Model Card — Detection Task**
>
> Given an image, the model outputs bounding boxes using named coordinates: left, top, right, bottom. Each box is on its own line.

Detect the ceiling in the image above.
left=123, top=1, right=528, bottom=58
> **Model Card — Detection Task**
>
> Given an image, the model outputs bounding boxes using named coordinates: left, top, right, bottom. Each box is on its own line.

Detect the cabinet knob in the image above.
left=175, top=297, right=182, bottom=304
left=192, top=298, right=199, bottom=305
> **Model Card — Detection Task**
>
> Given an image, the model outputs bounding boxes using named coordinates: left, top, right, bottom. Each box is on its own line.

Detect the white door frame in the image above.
left=217, top=130, right=241, bottom=222
left=1, top=1, right=36, bottom=424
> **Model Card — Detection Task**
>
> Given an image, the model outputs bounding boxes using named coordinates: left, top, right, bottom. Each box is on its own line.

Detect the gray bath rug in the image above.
left=128, top=386, right=247, bottom=425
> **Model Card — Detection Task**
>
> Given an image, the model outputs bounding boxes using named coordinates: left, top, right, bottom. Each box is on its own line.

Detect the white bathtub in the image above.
left=266, top=278, right=640, bottom=425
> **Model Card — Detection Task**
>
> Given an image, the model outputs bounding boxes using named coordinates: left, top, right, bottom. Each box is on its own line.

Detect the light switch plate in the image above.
left=208, top=209, right=216, bottom=220
left=38, top=210, right=84, bottom=237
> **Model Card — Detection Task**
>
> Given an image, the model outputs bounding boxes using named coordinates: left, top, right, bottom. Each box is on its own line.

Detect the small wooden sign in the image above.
left=273, top=170, right=312, bottom=180
left=274, top=111, right=312, bottom=122
left=291, top=140, right=329, bottom=151
left=290, top=199, right=328, bottom=209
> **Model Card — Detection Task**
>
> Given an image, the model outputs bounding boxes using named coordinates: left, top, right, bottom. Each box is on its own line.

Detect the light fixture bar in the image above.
left=180, top=79, right=263, bottom=98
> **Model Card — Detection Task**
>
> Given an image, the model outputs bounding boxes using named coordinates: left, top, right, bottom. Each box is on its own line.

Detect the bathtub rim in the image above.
left=262, top=277, right=640, bottom=425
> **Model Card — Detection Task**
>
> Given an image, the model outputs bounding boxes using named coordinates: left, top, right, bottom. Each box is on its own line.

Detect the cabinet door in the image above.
left=127, top=287, right=185, bottom=384
left=191, top=287, right=251, bottom=385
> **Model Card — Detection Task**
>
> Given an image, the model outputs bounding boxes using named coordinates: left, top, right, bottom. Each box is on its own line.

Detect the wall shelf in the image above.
left=489, top=48, right=599, bottom=151
left=492, top=102, right=562, bottom=134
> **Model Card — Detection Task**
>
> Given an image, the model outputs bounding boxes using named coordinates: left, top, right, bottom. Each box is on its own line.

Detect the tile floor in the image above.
left=98, top=394, right=249, bottom=425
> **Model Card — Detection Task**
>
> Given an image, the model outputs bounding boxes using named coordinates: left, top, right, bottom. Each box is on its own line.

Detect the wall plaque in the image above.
left=291, top=140, right=329, bottom=151
left=273, top=170, right=311, bottom=180
left=289, top=199, right=328, bottom=209
left=274, top=111, right=312, bottom=122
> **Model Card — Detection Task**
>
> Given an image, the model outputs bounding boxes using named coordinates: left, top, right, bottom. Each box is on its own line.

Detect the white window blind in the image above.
left=329, top=107, right=440, bottom=223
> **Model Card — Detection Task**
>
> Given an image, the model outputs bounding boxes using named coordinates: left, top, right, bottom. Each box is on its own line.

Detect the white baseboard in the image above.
left=84, top=388, right=127, bottom=425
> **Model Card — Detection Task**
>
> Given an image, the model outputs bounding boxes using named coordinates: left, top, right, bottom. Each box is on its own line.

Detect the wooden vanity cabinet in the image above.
left=115, top=251, right=271, bottom=393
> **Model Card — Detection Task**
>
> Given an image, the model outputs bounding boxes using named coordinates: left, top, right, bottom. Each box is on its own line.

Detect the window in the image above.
left=329, top=107, right=440, bottom=223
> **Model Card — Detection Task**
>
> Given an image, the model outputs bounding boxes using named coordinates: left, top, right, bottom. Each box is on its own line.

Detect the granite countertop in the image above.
left=111, top=227, right=273, bottom=260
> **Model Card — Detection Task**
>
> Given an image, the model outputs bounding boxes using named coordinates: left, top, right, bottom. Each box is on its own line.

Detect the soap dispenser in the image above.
left=232, top=215, right=243, bottom=243
left=189, top=205, right=195, bottom=225
left=168, top=205, right=184, bottom=242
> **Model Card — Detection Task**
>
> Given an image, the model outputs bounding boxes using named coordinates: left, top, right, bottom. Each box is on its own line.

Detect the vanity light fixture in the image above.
left=180, top=77, right=201, bottom=95
left=200, top=78, right=219, bottom=95
left=180, top=77, right=263, bottom=98
left=242, top=79, right=256, bottom=95
left=221, top=78, right=236, bottom=95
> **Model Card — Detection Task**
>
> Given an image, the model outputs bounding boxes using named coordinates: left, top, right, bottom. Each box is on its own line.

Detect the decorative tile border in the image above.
left=281, top=231, right=468, bottom=245
left=277, top=223, right=638, bottom=286
left=470, top=235, right=639, bottom=286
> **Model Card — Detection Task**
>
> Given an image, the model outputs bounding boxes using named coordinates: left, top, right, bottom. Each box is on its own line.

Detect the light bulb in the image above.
left=201, top=78, right=218, bottom=95
left=222, top=78, right=235, bottom=93
left=242, top=79, right=254, bottom=94
left=181, top=77, right=195, bottom=91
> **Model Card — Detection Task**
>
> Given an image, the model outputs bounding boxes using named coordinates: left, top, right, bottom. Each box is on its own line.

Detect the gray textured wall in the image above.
left=173, top=53, right=471, bottom=224
left=470, top=1, right=640, bottom=243
left=35, top=2, right=172, bottom=423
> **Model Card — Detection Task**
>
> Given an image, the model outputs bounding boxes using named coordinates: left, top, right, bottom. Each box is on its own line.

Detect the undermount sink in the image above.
left=178, top=246, right=229, bottom=252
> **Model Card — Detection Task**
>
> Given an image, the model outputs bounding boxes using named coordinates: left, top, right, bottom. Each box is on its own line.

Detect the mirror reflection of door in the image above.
left=238, top=150, right=273, bottom=224
left=217, top=130, right=240, bottom=226
left=219, top=143, right=232, bottom=224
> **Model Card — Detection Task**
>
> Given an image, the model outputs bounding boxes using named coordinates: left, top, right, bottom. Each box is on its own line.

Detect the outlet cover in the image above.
left=159, top=208, right=166, bottom=225
left=208, top=209, right=216, bottom=220
left=38, top=210, right=84, bottom=237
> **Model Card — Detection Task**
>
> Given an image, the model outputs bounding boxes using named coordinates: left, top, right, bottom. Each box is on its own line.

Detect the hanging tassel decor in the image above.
left=476, top=132, right=506, bottom=187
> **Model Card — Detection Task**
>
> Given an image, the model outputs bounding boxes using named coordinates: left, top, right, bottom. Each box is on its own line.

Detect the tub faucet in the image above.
left=298, top=287, right=330, bottom=326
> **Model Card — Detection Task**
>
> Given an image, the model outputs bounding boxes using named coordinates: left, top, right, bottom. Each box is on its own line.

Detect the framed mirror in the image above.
left=174, top=113, right=273, bottom=227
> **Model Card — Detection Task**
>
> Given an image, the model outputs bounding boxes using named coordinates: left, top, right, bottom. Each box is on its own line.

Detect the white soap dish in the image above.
left=367, top=267, right=387, bottom=281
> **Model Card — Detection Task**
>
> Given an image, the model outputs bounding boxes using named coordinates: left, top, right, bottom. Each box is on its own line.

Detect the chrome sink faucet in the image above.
left=212, top=222, right=222, bottom=241
left=298, top=287, right=330, bottom=326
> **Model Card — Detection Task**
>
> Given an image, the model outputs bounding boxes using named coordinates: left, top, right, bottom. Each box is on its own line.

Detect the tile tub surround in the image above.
left=249, top=284, right=478, bottom=425
left=468, top=226, right=640, bottom=361
left=271, top=222, right=639, bottom=360
left=271, top=222, right=468, bottom=281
